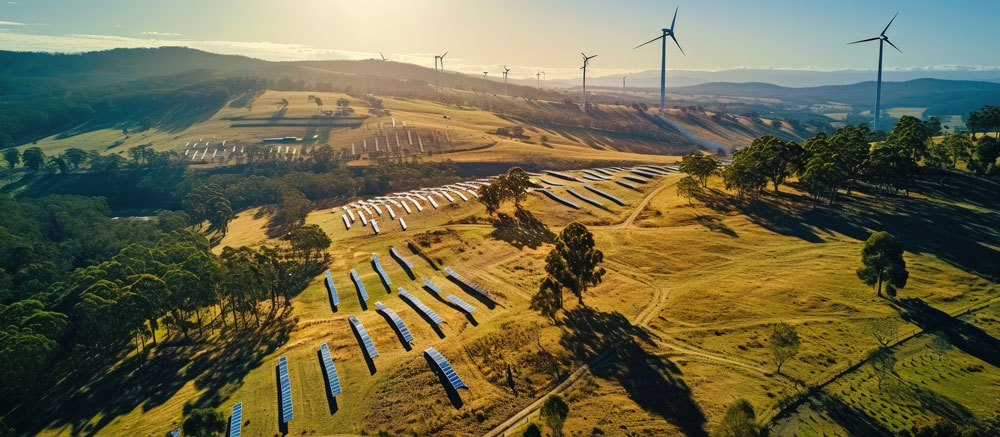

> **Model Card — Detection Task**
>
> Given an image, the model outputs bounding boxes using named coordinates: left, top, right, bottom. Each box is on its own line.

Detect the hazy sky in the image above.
left=2, top=0, right=998, bottom=79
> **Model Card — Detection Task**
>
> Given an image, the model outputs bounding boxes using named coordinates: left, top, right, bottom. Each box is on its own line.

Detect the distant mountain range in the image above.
left=584, top=67, right=1000, bottom=88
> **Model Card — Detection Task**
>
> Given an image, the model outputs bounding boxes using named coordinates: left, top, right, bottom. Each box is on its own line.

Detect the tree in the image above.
left=182, top=407, right=226, bottom=437
left=768, top=322, right=800, bottom=374
left=530, top=277, right=563, bottom=323
left=183, top=184, right=234, bottom=235
left=479, top=182, right=503, bottom=216
left=912, top=417, right=960, bottom=437
left=757, top=135, right=804, bottom=192
left=856, top=231, right=908, bottom=298
left=940, top=132, right=974, bottom=168
left=886, top=115, right=931, bottom=161
left=679, top=153, right=719, bottom=187
left=502, top=166, right=531, bottom=207
left=972, top=135, right=1000, bottom=175
left=868, top=346, right=896, bottom=391
left=799, top=132, right=848, bottom=206
left=923, top=139, right=952, bottom=169
left=864, top=318, right=899, bottom=347
left=63, top=148, right=88, bottom=169
left=539, top=395, right=569, bottom=437
left=676, top=175, right=702, bottom=205
left=712, top=398, right=763, bottom=437
left=545, top=222, right=605, bottom=305
left=288, top=224, right=331, bottom=261
left=864, top=144, right=915, bottom=195
left=2, top=148, right=18, bottom=169
left=521, top=423, right=542, bottom=437
left=314, top=97, right=324, bottom=113
left=723, top=146, right=768, bottom=199
left=21, top=147, right=45, bottom=171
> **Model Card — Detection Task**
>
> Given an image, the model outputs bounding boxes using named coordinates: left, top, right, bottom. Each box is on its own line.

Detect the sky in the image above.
left=1, top=0, right=999, bottom=80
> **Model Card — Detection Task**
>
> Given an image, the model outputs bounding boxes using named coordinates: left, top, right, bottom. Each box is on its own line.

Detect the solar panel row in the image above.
left=399, top=287, right=444, bottom=324
left=319, top=343, right=342, bottom=396
left=350, top=268, right=369, bottom=302
left=424, top=347, right=467, bottom=389
left=538, top=189, right=580, bottom=209
left=372, top=254, right=392, bottom=286
left=325, top=269, right=339, bottom=306
left=348, top=316, right=379, bottom=358
left=583, top=185, right=626, bottom=206
left=229, top=402, right=242, bottom=437
left=400, top=217, right=408, bottom=230
left=371, top=219, right=380, bottom=235
left=446, top=294, right=476, bottom=313
left=278, top=357, right=293, bottom=422
left=622, top=175, right=649, bottom=184
left=566, top=188, right=604, bottom=208
left=390, top=246, right=414, bottom=269
left=616, top=180, right=638, bottom=190
left=443, top=267, right=498, bottom=301
left=539, top=179, right=564, bottom=186
left=374, top=301, right=414, bottom=343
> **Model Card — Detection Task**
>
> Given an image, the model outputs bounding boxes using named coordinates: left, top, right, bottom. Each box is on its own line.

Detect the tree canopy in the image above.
left=544, top=222, right=605, bottom=305
left=856, top=231, right=908, bottom=298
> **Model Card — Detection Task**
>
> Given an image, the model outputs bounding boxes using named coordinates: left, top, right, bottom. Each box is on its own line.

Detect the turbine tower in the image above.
left=849, top=13, right=900, bottom=131
left=634, top=6, right=684, bottom=113
left=537, top=69, right=542, bottom=88
left=580, top=53, right=597, bottom=110
left=503, top=66, right=511, bottom=96
left=622, top=76, right=627, bottom=98
left=434, top=51, right=448, bottom=91
left=380, top=52, right=387, bottom=61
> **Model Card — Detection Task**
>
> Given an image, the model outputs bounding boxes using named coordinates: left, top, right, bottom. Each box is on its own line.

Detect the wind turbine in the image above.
left=503, top=65, right=511, bottom=96
left=622, top=76, right=627, bottom=98
left=634, top=6, right=684, bottom=113
left=380, top=52, right=387, bottom=61
left=434, top=51, right=448, bottom=91
left=536, top=69, right=542, bottom=88
left=580, top=53, right=597, bottom=110
left=849, top=13, right=900, bottom=131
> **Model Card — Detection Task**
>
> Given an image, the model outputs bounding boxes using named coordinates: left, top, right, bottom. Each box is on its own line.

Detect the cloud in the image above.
left=140, top=31, right=181, bottom=37
left=0, top=20, right=24, bottom=26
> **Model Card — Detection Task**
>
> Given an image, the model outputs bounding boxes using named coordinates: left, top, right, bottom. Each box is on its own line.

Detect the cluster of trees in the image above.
left=966, top=105, right=1000, bottom=137
left=0, top=76, right=266, bottom=148
left=530, top=222, right=605, bottom=322
left=712, top=114, right=1000, bottom=205
left=493, top=126, right=528, bottom=140
left=479, top=167, right=531, bottom=215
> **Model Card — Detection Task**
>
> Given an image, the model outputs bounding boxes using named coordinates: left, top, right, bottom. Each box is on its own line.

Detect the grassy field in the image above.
left=30, top=163, right=1000, bottom=436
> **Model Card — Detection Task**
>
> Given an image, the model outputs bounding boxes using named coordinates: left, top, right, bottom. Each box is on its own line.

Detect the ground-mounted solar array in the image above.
left=350, top=268, right=369, bottom=302
left=324, top=269, right=339, bottom=306
left=371, top=253, right=391, bottom=286
left=424, top=347, right=467, bottom=390
left=319, top=343, right=342, bottom=397
left=348, top=315, right=378, bottom=358
left=399, top=287, right=444, bottom=324
left=229, top=402, right=242, bottom=437
left=374, top=301, right=414, bottom=343
left=278, top=357, right=293, bottom=422
left=443, top=267, right=499, bottom=302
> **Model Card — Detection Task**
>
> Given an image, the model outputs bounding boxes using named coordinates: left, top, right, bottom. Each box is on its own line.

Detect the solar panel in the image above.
left=616, top=180, right=638, bottom=190
left=464, top=188, right=479, bottom=198
left=348, top=316, right=378, bottom=358
left=446, top=294, right=476, bottom=313
left=544, top=170, right=580, bottom=182
left=539, top=178, right=563, bottom=186
left=422, top=278, right=443, bottom=294
left=325, top=269, right=339, bottom=306
left=443, top=267, right=499, bottom=301
left=629, top=169, right=660, bottom=178
left=566, top=189, right=604, bottom=208
left=390, top=246, right=414, bottom=270
left=399, top=217, right=408, bottom=230
left=371, top=219, right=380, bottom=235
left=371, top=204, right=383, bottom=215
left=359, top=210, right=368, bottom=226
left=398, top=287, right=443, bottom=324
left=582, top=170, right=611, bottom=180
left=342, top=214, right=351, bottom=230
left=387, top=205, right=396, bottom=219
left=439, top=190, right=455, bottom=202
left=538, top=189, right=580, bottom=209
left=372, top=253, right=391, bottom=285
left=622, top=175, right=649, bottom=184
left=424, top=347, right=467, bottom=389
left=409, top=197, right=424, bottom=211
left=278, top=357, right=293, bottom=422
left=451, top=189, right=469, bottom=202
left=319, top=343, right=342, bottom=396
left=374, top=301, right=414, bottom=343
left=401, top=199, right=412, bottom=214
left=427, top=195, right=439, bottom=209
left=350, top=268, right=369, bottom=302
left=584, top=185, right=626, bottom=206
left=347, top=208, right=356, bottom=222
left=229, top=402, right=242, bottom=437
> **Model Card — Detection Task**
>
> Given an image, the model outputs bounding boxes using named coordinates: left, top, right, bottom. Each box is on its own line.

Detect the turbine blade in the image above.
left=634, top=35, right=665, bottom=49
left=581, top=52, right=588, bottom=58
left=442, top=51, right=448, bottom=58
left=847, top=37, right=880, bottom=44
left=671, top=34, right=685, bottom=55
left=881, top=12, right=898, bottom=36
left=884, top=38, right=902, bottom=53
left=671, top=6, right=678, bottom=30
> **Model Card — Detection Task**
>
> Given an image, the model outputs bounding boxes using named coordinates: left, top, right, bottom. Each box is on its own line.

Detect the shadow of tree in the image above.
left=27, top=314, right=295, bottom=436
left=702, top=173, right=1000, bottom=280
left=489, top=208, right=555, bottom=249
left=559, top=308, right=706, bottom=436
left=896, top=298, right=1000, bottom=368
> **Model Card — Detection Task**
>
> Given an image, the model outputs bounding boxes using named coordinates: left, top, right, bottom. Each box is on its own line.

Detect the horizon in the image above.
left=2, top=0, right=999, bottom=80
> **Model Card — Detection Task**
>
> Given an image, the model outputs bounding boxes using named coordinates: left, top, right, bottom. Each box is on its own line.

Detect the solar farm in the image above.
left=138, top=164, right=675, bottom=436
